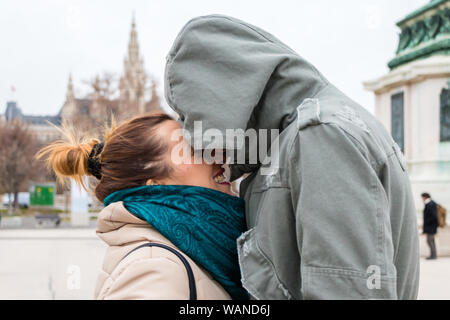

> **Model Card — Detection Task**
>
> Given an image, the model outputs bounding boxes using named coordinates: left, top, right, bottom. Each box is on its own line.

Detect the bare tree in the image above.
left=87, top=71, right=118, bottom=101
left=0, top=119, right=40, bottom=213
left=70, top=72, right=122, bottom=133
left=69, top=71, right=163, bottom=135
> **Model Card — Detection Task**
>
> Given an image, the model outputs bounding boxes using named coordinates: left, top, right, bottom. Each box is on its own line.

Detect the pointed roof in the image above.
left=127, top=14, right=140, bottom=66
left=66, top=73, right=75, bottom=101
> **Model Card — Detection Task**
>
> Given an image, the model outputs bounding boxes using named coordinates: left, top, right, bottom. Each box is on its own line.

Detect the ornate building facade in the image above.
left=4, top=16, right=161, bottom=141
left=2, top=101, right=61, bottom=144
left=59, top=16, right=161, bottom=125
left=1, top=16, right=162, bottom=214
left=364, top=0, right=450, bottom=210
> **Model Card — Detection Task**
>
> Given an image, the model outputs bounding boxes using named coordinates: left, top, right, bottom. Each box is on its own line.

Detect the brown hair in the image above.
left=37, top=112, right=173, bottom=202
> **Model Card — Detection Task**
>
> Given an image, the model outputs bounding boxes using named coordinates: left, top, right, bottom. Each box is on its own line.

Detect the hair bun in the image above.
left=36, top=137, right=99, bottom=189
left=87, top=142, right=104, bottom=180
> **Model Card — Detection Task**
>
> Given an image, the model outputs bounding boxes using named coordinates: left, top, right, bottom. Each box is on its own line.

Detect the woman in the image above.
left=38, top=113, right=248, bottom=300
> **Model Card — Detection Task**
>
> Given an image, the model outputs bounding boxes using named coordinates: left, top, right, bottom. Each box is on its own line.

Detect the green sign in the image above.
left=30, top=184, right=55, bottom=206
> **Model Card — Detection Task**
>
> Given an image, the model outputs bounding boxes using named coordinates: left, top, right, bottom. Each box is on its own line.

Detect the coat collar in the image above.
left=96, top=201, right=173, bottom=248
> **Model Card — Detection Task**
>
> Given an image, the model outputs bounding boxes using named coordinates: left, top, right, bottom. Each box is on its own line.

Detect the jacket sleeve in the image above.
left=431, top=203, right=438, bottom=220
left=423, top=204, right=430, bottom=229
left=101, top=257, right=191, bottom=300
left=423, top=203, right=437, bottom=228
left=289, top=123, right=398, bottom=300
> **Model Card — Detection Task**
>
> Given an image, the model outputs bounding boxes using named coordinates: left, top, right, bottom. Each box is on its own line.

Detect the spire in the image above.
left=61, top=73, right=76, bottom=120
left=66, top=73, right=75, bottom=101
left=94, top=74, right=100, bottom=93
left=128, top=13, right=140, bottom=65
left=119, top=12, right=147, bottom=114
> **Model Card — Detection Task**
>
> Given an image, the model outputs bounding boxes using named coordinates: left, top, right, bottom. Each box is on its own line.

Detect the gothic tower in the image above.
left=60, top=74, right=77, bottom=120
left=119, top=15, right=147, bottom=114
left=59, top=14, right=161, bottom=124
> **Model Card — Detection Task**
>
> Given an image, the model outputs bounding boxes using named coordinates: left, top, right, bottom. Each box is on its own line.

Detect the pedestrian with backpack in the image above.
left=421, top=193, right=439, bottom=260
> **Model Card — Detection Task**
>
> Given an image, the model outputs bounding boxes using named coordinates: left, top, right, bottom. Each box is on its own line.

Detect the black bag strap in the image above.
left=121, top=242, right=197, bottom=300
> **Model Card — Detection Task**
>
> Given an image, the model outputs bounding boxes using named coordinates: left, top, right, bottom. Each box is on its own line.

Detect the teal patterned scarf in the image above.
left=103, top=185, right=248, bottom=300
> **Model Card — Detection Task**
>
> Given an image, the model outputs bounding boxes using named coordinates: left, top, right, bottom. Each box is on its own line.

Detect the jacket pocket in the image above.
left=301, top=265, right=398, bottom=300
left=237, top=228, right=295, bottom=300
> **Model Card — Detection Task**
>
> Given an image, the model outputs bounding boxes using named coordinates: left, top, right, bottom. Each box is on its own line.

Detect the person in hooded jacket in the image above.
left=164, top=15, right=420, bottom=300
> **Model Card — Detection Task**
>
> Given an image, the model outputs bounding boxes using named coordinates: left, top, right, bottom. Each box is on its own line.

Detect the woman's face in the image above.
left=148, top=120, right=235, bottom=196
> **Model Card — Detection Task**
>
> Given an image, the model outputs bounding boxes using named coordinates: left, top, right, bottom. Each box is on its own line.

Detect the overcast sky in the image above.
left=0, top=0, right=429, bottom=116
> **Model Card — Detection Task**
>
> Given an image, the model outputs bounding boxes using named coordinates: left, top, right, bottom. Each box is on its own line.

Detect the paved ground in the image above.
left=0, top=215, right=98, bottom=229
left=418, top=256, right=450, bottom=300
left=0, top=228, right=449, bottom=300
left=0, top=229, right=106, bottom=299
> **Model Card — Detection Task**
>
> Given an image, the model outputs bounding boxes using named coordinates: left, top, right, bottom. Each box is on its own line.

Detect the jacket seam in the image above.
left=329, top=122, right=384, bottom=170
left=303, top=266, right=397, bottom=280
left=253, top=236, right=296, bottom=299
left=286, top=84, right=331, bottom=153
left=250, top=186, right=290, bottom=194
left=289, top=122, right=382, bottom=171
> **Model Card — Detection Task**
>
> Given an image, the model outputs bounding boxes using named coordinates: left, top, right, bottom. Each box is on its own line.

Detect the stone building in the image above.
left=60, top=16, right=161, bottom=124
left=4, top=17, right=161, bottom=144
left=364, top=0, right=450, bottom=210
left=3, top=101, right=61, bottom=144
left=4, top=16, right=161, bottom=143
left=1, top=16, right=162, bottom=215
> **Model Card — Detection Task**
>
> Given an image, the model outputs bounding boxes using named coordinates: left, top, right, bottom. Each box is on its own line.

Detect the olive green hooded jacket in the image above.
left=164, top=15, right=420, bottom=300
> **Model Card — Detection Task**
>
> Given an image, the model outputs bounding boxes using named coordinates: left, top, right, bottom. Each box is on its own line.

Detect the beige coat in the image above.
left=94, top=201, right=231, bottom=300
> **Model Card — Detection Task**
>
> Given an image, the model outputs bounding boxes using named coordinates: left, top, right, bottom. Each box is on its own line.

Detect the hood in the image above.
left=96, top=201, right=152, bottom=247
left=165, top=15, right=329, bottom=177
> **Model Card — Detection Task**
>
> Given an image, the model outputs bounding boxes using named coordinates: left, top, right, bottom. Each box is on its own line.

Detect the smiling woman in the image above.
left=35, top=112, right=248, bottom=300
left=146, top=119, right=234, bottom=196
left=36, top=112, right=234, bottom=200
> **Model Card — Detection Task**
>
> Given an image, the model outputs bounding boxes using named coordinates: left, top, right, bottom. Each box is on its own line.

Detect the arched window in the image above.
left=391, top=92, right=405, bottom=152
left=440, top=85, right=450, bottom=142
